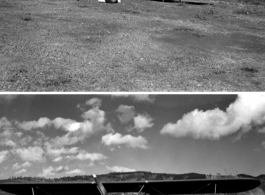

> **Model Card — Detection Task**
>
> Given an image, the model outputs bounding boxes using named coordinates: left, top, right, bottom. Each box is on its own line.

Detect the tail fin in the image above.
left=93, top=175, right=108, bottom=195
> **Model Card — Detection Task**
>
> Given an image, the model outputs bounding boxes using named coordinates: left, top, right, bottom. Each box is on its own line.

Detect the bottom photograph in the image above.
left=0, top=94, right=264, bottom=195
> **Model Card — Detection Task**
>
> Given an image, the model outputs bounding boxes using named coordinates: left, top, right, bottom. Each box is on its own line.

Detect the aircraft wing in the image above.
left=103, top=178, right=261, bottom=194
left=0, top=178, right=261, bottom=195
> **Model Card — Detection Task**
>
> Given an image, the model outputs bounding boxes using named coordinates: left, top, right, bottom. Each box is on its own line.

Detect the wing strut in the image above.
left=214, top=184, right=217, bottom=194
left=93, top=174, right=108, bottom=195
left=191, top=183, right=211, bottom=194
left=137, top=185, right=145, bottom=195
left=32, top=188, right=35, bottom=195
left=35, top=187, right=52, bottom=195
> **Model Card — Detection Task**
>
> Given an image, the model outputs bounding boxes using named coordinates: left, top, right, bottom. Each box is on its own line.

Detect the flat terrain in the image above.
left=0, top=0, right=264, bottom=91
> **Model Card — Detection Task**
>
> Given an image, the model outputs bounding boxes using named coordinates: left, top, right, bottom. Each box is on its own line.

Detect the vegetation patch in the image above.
left=240, top=67, right=259, bottom=73
left=233, top=6, right=265, bottom=16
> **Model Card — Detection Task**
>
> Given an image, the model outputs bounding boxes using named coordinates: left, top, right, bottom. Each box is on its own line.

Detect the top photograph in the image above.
left=0, top=0, right=264, bottom=91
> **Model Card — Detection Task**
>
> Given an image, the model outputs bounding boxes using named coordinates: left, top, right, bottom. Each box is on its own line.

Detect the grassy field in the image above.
left=0, top=0, right=264, bottom=91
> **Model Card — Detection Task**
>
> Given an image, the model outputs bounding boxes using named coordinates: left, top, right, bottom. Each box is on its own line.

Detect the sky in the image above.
left=0, top=94, right=265, bottom=179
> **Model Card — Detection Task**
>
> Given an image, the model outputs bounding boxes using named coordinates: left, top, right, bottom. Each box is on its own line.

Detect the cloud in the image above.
left=262, top=141, right=265, bottom=149
left=21, top=161, right=32, bottom=168
left=160, top=94, right=265, bottom=140
left=12, top=163, right=20, bottom=170
left=102, top=133, right=148, bottom=149
left=67, top=150, right=108, bottom=161
left=117, top=105, right=135, bottom=123
left=66, top=169, right=85, bottom=175
left=0, top=117, right=12, bottom=130
left=0, top=151, right=9, bottom=163
left=0, top=140, right=16, bottom=147
left=81, top=107, right=105, bottom=126
left=0, top=95, right=18, bottom=103
left=86, top=98, right=102, bottom=108
left=15, top=169, right=27, bottom=175
left=39, top=166, right=69, bottom=177
left=133, top=114, right=154, bottom=132
left=53, top=156, right=63, bottom=162
left=18, top=117, right=52, bottom=131
left=112, top=95, right=155, bottom=103
left=14, top=146, right=45, bottom=162
left=53, top=118, right=81, bottom=132
left=106, top=166, right=136, bottom=172
left=13, top=162, right=32, bottom=169
left=45, top=143, right=79, bottom=157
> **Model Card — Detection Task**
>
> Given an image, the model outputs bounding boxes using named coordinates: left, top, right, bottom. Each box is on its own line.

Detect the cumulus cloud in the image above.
left=39, top=166, right=69, bottom=177
left=18, top=117, right=52, bottom=131
left=53, top=156, right=63, bottom=162
left=14, top=146, right=45, bottom=162
left=106, top=166, right=136, bottom=172
left=102, top=133, right=148, bottom=149
left=21, top=161, right=32, bottom=168
left=86, top=98, right=102, bottom=108
left=0, top=117, right=12, bottom=130
left=13, top=162, right=32, bottom=169
left=133, top=114, right=154, bottom=132
left=53, top=118, right=81, bottom=132
left=117, top=105, right=135, bottom=123
left=66, top=150, right=108, bottom=162
left=66, top=169, right=85, bottom=175
left=45, top=143, right=79, bottom=157
left=0, top=140, right=16, bottom=147
left=12, top=163, right=20, bottom=170
left=111, top=95, right=155, bottom=103
left=160, top=94, right=265, bottom=140
left=15, top=169, right=27, bottom=175
left=0, top=151, right=9, bottom=163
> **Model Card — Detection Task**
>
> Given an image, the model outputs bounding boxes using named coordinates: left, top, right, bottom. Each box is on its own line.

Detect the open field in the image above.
left=0, top=0, right=264, bottom=91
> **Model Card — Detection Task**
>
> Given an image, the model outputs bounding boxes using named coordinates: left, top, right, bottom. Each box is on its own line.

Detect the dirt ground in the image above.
left=0, top=0, right=264, bottom=91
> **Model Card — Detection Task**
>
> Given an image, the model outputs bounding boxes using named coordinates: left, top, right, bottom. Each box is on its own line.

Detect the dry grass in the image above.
left=0, top=0, right=264, bottom=91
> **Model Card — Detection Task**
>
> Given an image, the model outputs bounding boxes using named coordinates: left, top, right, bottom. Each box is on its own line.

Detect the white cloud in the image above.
left=86, top=98, right=102, bottom=108
left=0, top=117, right=12, bottom=130
left=53, top=118, right=81, bottom=132
left=15, top=169, right=27, bottom=175
left=12, top=163, right=20, bottom=170
left=133, top=114, right=154, bottom=132
left=53, top=156, right=63, bottom=162
left=67, top=150, right=108, bottom=161
left=117, top=105, right=135, bottom=124
left=45, top=143, right=79, bottom=157
left=0, top=151, right=9, bottom=163
left=81, top=107, right=105, bottom=126
left=14, top=146, right=45, bottom=162
left=160, top=94, right=265, bottom=140
left=18, top=117, right=52, bottom=131
left=39, top=166, right=69, bottom=177
left=102, top=133, right=148, bottom=149
left=66, top=169, right=85, bottom=175
left=112, top=95, right=155, bottom=103
left=18, top=136, right=32, bottom=146
left=106, top=166, right=136, bottom=172
left=50, top=120, right=94, bottom=147
left=0, top=140, right=16, bottom=147
left=21, top=161, right=32, bottom=168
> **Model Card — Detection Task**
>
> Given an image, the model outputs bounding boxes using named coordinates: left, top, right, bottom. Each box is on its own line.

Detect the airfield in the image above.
left=0, top=0, right=264, bottom=91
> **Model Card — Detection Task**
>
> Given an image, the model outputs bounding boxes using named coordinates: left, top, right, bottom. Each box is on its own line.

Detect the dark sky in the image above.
left=0, top=94, right=264, bottom=178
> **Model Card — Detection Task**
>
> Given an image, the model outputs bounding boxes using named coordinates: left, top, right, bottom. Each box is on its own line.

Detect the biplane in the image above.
left=0, top=174, right=261, bottom=195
